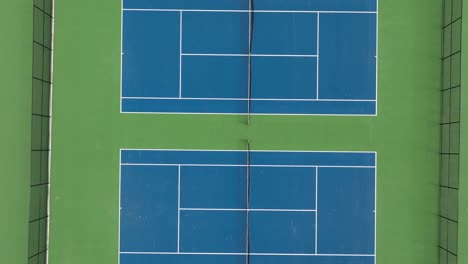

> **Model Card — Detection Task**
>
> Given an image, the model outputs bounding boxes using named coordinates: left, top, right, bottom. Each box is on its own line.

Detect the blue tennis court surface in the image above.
left=119, top=149, right=376, bottom=264
left=121, top=0, right=378, bottom=115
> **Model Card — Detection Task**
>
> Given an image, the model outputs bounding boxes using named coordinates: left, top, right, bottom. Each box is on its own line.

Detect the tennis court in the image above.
left=119, top=150, right=376, bottom=264
left=121, top=0, right=377, bottom=115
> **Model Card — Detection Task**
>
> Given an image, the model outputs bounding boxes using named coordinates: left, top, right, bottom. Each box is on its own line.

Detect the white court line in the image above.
left=123, top=8, right=378, bottom=14
left=121, top=111, right=378, bottom=116
left=121, top=164, right=376, bottom=168
left=182, top=53, right=317, bottom=57
left=120, top=149, right=377, bottom=154
left=375, top=1, right=379, bottom=117
left=374, top=152, right=378, bottom=262
left=180, top=208, right=316, bottom=212
left=122, top=96, right=376, bottom=102
left=177, top=165, right=181, bottom=253
left=374, top=2, right=379, bottom=258
left=315, top=167, right=318, bottom=254
left=118, top=149, right=122, bottom=264
left=179, top=11, right=183, bottom=98
left=316, top=13, right=320, bottom=99
left=119, top=252, right=375, bottom=257
left=120, top=0, right=123, bottom=114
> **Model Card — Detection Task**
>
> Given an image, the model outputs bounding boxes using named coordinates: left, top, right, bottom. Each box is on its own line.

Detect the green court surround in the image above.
left=49, top=1, right=441, bottom=264
left=5, top=1, right=468, bottom=264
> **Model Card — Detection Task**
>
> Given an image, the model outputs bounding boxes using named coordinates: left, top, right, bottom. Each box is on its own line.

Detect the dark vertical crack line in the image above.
left=246, top=142, right=251, bottom=264
left=247, top=0, right=254, bottom=125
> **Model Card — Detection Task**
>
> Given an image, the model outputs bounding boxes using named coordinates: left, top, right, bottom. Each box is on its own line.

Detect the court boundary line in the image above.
left=375, top=0, right=379, bottom=117
left=373, top=6, right=378, bottom=262
left=123, top=9, right=377, bottom=14
left=374, top=151, right=378, bottom=264
left=122, top=97, right=375, bottom=102
left=121, top=164, right=375, bottom=168
left=118, top=148, right=122, bottom=264
left=120, top=148, right=377, bottom=154
left=118, top=2, right=123, bottom=259
left=120, top=112, right=378, bottom=116
left=119, top=252, right=376, bottom=257
left=120, top=1, right=123, bottom=114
